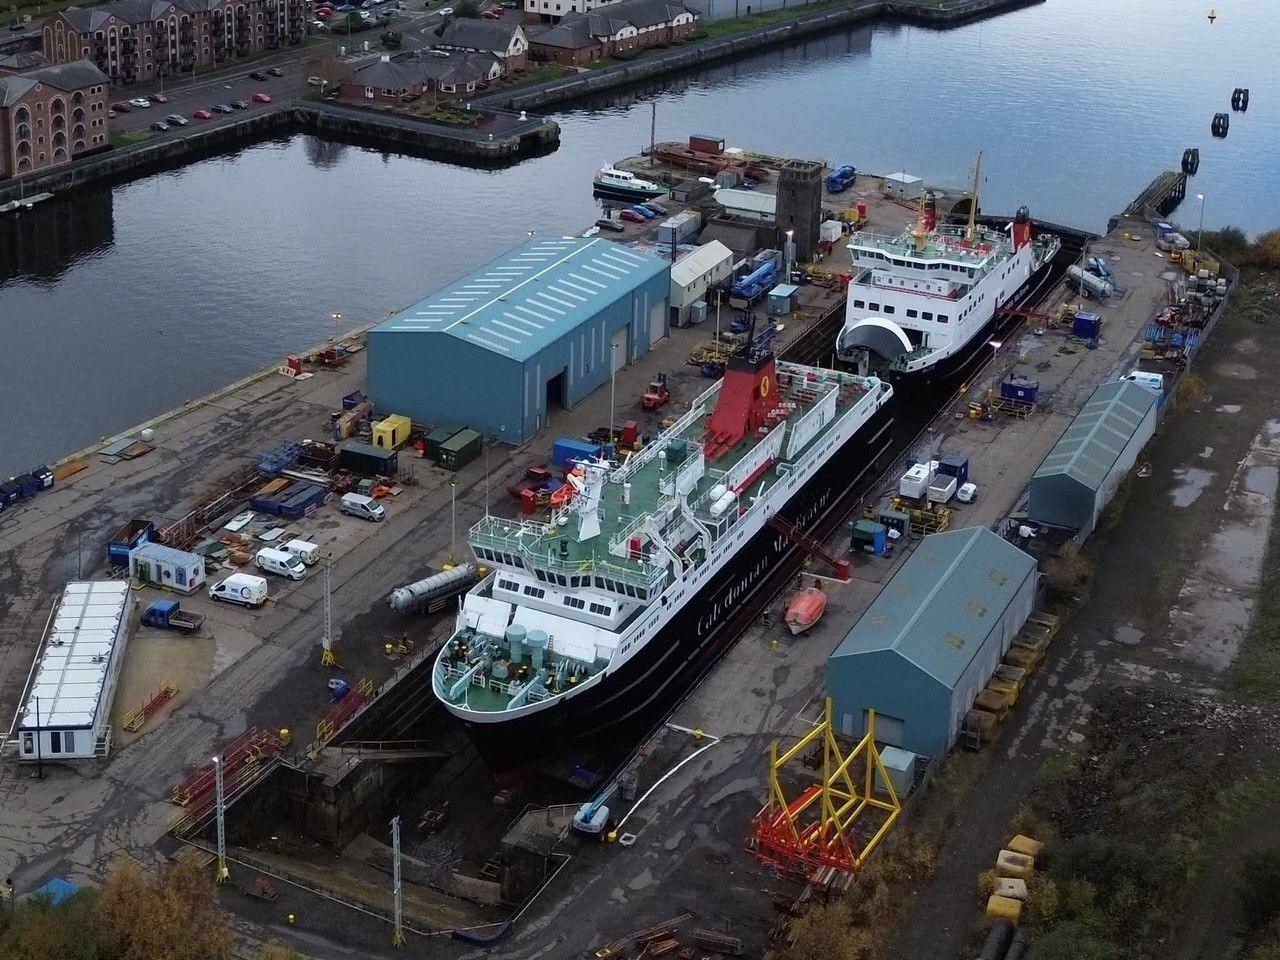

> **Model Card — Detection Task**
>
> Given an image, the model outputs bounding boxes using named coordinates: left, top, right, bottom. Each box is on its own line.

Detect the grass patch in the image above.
left=1228, top=507, right=1280, bottom=704
left=110, top=130, right=155, bottom=148
left=694, top=0, right=846, bottom=39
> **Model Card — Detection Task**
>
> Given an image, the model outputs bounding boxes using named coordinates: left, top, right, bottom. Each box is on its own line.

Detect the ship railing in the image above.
left=849, top=230, right=993, bottom=265
left=612, top=402, right=712, bottom=480
left=472, top=516, right=667, bottom=590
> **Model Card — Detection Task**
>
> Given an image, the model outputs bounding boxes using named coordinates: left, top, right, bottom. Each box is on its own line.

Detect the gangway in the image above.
left=768, top=514, right=850, bottom=580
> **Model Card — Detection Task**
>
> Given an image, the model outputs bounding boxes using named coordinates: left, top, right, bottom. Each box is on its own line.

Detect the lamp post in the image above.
left=449, top=480, right=457, bottom=565
left=609, top=342, right=618, bottom=446
left=986, top=340, right=1002, bottom=402
left=213, top=756, right=229, bottom=884
left=1196, top=192, right=1206, bottom=252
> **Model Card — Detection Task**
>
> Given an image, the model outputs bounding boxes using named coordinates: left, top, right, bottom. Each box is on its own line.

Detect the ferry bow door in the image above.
left=611, top=327, right=628, bottom=372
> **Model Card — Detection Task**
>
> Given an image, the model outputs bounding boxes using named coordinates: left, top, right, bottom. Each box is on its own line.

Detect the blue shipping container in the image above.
left=1000, top=378, right=1040, bottom=405
left=552, top=439, right=605, bottom=467
left=1072, top=311, right=1102, bottom=341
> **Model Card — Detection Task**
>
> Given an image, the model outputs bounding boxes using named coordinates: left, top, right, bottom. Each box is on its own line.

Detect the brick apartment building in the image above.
left=0, top=59, right=109, bottom=179
left=527, top=0, right=696, bottom=64
left=40, top=0, right=310, bottom=85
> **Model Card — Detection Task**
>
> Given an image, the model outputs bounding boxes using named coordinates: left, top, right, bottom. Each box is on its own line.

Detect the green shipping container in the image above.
left=424, top=425, right=463, bottom=462
left=438, top=429, right=482, bottom=472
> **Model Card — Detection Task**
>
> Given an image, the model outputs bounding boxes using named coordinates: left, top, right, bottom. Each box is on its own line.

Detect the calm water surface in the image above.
left=1, top=0, right=1276, bottom=475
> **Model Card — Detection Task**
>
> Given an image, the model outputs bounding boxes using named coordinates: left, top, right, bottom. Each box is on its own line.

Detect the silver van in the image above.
left=340, top=492, right=385, bottom=522
left=255, top=547, right=307, bottom=580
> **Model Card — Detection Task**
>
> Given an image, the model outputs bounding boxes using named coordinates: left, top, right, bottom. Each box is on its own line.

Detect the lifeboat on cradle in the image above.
left=784, top=586, right=828, bottom=636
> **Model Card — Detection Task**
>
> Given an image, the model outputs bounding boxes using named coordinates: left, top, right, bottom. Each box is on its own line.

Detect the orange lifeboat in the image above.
left=784, top=586, right=827, bottom=636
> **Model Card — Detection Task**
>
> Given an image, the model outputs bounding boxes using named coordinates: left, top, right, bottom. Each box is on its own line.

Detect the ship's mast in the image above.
left=966, top=151, right=983, bottom=243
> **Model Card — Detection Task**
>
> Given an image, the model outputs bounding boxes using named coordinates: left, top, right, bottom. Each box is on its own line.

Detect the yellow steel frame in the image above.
left=760, top=699, right=902, bottom=871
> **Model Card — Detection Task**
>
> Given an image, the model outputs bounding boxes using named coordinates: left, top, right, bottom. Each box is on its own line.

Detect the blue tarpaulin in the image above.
left=33, top=877, right=79, bottom=906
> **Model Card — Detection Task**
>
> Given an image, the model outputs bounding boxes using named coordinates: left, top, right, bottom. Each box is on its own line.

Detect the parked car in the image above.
left=641, top=201, right=668, bottom=215
left=129, top=96, right=151, bottom=108
left=619, top=209, right=645, bottom=223
left=166, top=113, right=189, bottom=125
left=629, top=204, right=656, bottom=219
left=334, top=3, right=355, bottom=10
left=149, top=120, right=169, bottom=132
left=209, top=573, right=268, bottom=608
left=230, top=99, right=249, bottom=109
left=315, top=7, right=331, bottom=15
left=482, top=7, right=501, bottom=17
left=150, top=92, right=169, bottom=103
left=249, top=70, right=268, bottom=80
left=108, top=109, right=117, bottom=118
left=307, top=76, right=324, bottom=86
left=340, top=492, right=385, bottom=522
left=255, top=547, right=307, bottom=580
left=112, top=101, right=132, bottom=112
left=378, top=8, right=394, bottom=16
left=267, top=66, right=285, bottom=76
left=596, top=217, right=625, bottom=232
left=311, top=19, right=327, bottom=28
left=192, top=108, right=213, bottom=119
left=252, top=91, right=272, bottom=103
left=213, top=103, right=234, bottom=113
left=438, top=5, right=453, bottom=12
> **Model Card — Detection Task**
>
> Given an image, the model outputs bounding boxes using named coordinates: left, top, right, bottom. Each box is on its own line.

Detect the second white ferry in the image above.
left=836, top=161, right=1061, bottom=396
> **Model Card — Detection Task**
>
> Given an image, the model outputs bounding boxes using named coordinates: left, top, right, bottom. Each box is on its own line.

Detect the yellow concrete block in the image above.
left=986, top=894, right=1022, bottom=925
left=996, top=849, right=1034, bottom=878
left=995, top=878, right=1028, bottom=901
left=1008, top=834, right=1044, bottom=859
left=988, top=678, right=1020, bottom=706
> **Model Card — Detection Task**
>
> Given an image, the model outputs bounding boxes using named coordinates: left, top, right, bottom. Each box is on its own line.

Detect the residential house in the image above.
left=527, top=0, right=695, bottom=62
left=338, top=51, right=503, bottom=106
left=41, top=0, right=310, bottom=85
left=0, top=59, right=109, bottom=179
left=432, top=17, right=527, bottom=70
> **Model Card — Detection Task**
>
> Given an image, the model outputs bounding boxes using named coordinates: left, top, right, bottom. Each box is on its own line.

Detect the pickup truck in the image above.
left=141, top=599, right=206, bottom=635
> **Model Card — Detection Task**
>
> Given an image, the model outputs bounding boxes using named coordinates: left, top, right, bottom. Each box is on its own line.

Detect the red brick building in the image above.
left=0, top=59, right=109, bottom=179
left=527, top=0, right=696, bottom=64
left=41, top=0, right=310, bottom=86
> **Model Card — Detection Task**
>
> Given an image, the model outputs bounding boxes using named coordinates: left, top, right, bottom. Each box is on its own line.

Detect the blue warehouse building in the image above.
left=368, top=237, right=671, bottom=444
left=827, top=528, right=1038, bottom=759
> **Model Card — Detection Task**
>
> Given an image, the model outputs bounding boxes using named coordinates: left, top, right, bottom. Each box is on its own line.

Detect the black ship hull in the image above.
left=456, top=403, right=895, bottom=778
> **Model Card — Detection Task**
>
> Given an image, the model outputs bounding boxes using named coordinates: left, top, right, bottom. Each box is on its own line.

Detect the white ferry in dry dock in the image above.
left=836, top=161, right=1061, bottom=397
left=432, top=341, right=893, bottom=773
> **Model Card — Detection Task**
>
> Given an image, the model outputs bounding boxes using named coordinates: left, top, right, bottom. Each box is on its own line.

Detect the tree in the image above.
left=0, top=889, right=100, bottom=960
left=96, top=859, right=234, bottom=960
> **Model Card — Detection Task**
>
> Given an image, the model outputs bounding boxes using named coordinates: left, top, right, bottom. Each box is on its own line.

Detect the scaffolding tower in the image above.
left=749, top=699, right=901, bottom=875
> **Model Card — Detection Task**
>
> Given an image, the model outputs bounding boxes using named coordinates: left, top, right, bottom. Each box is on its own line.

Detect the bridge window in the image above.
left=882, top=305, right=895, bottom=315
left=564, top=596, right=585, bottom=610
left=868, top=302, right=879, bottom=311
left=922, top=311, right=933, bottom=321
left=937, top=314, right=949, bottom=324
left=906, top=308, right=918, bottom=319
left=852, top=300, right=864, bottom=309
left=522, top=584, right=545, bottom=599
left=589, top=602, right=612, bottom=616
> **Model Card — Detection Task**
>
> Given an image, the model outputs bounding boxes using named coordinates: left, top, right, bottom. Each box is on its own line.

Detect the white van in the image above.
left=340, top=492, right=385, bottom=522
left=255, top=547, right=308, bottom=580
left=282, top=539, right=321, bottom=565
left=1124, top=370, right=1165, bottom=394
left=209, top=573, right=269, bottom=608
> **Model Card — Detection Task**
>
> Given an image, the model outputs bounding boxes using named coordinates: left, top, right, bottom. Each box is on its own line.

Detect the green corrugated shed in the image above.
left=1029, top=380, right=1158, bottom=534
left=827, top=528, right=1037, bottom=758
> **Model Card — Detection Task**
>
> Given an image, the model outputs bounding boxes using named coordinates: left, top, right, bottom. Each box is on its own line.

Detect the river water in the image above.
left=1, top=0, right=1276, bottom=476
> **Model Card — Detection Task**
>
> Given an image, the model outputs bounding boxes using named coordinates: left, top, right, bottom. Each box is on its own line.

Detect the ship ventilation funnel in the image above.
left=505, top=623, right=527, bottom=664
left=836, top=317, right=913, bottom=362
left=526, top=629, right=548, bottom=670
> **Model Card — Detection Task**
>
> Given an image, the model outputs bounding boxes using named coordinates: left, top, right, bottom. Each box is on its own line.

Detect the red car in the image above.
left=151, top=93, right=170, bottom=103
left=251, top=92, right=272, bottom=104
left=191, top=108, right=213, bottom=120
left=482, top=8, right=501, bottom=17
left=618, top=209, right=645, bottom=223
left=112, top=101, right=132, bottom=112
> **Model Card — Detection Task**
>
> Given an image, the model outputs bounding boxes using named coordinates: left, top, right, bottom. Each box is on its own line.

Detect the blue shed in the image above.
left=367, top=238, right=671, bottom=445
left=827, top=528, right=1038, bottom=759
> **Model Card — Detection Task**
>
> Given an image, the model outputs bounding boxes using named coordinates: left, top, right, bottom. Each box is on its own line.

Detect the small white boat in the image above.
left=0, top=191, right=54, bottom=215
left=592, top=165, right=667, bottom=201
